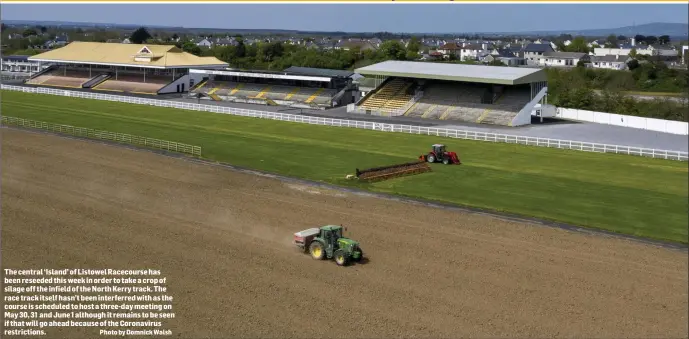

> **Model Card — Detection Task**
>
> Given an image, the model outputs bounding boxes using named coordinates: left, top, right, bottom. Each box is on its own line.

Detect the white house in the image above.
left=523, top=43, right=554, bottom=66
left=682, top=45, right=689, bottom=64
left=438, top=42, right=462, bottom=59
left=195, top=38, right=213, bottom=48
left=648, top=44, right=679, bottom=57
left=594, top=45, right=653, bottom=57
left=460, top=44, right=486, bottom=61
left=540, top=51, right=590, bottom=67
left=590, top=54, right=631, bottom=70
left=594, top=47, right=633, bottom=56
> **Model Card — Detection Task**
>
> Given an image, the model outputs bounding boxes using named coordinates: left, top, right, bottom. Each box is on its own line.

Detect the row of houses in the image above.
left=190, top=36, right=380, bottom=50
left=10, top=28, right=680, bottom=69
left=428, top=39, right=684, bottom=70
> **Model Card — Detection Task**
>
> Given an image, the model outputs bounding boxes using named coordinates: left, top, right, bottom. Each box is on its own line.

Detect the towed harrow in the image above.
left=355, top=160, right=432, bottom=182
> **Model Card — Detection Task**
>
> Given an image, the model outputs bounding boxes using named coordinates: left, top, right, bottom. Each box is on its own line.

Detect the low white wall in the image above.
left=556, top=108, right=689, bottom=135
left=531, top=104, right=557, bottom=118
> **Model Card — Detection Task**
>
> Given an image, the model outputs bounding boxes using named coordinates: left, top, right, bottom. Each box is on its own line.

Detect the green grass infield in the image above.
left=3, top=90, right=688, bottom=244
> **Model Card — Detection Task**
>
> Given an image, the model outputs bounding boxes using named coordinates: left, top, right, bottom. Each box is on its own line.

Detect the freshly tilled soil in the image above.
left=2, top=128, right=688, bottom=338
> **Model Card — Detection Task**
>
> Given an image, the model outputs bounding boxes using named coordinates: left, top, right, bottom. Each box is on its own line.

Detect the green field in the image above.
left=3, top=90, right=688, bottom=244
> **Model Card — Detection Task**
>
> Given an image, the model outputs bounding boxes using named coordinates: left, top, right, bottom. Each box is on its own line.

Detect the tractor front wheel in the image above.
left=309, top=241, right=325, bottom=260
left=442, top=157, right=450, bottom=165
left=427, top=154, right=436, bottom=163
left=354, top=248, right=364, bottom=262
left=334, top=249, right=350, bottom=266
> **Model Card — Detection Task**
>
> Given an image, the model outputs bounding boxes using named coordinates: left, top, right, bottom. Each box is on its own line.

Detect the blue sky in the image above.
left=2, top=4, right=687, bottom=33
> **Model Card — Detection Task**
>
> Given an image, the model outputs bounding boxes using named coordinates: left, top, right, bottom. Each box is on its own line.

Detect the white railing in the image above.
left=1, top=115, right=202, bottom=157
left=3, top=84, right=687, bottom=161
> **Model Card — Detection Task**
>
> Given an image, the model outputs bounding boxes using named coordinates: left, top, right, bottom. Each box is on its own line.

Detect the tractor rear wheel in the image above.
left=309, top=241, right=325, bottom=260
left=427, top=154, right=436, bottom=163
left=334, top=249, right=350, bottom=266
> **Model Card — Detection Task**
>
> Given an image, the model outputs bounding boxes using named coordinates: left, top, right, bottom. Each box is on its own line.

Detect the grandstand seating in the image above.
left=402, top=81, right=531, bottom=126
left=25, top=68, right=93, bottom=88
left=93, top=74, right=171, bottom=94
left=421, top=82, right=485, bottom=103
left=192, top=80, right=337, bottom=106
left=25, top=68, right=176, bottom=94
left=357, top=78, right=415, bottom=111
left=262, top=85, right=294, bottom=100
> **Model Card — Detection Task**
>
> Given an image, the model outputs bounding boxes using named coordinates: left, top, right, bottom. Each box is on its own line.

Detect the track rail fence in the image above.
left=1, top=116, right=202, bottom=157
left=2, top=84, right=687, bottom=161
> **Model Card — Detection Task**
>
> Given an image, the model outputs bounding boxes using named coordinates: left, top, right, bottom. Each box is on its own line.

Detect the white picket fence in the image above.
left=557, top=108, right=689, bottom=136
left=3, top=84, right=687, bottom=161
left=1, top=115, right=202, bottom=156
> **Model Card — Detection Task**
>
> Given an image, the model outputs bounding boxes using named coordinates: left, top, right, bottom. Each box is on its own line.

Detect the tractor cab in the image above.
left=420, top=144, right=461, bottom=165
left=432, top=144, right=447, bottom=155
left=320, top=225, right=343, bottom=243
left=308, top=225, right=362, bottom=265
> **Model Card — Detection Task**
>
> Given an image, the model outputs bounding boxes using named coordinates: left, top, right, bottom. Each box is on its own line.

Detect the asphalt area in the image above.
left=2, top=128, right=687, bottom=338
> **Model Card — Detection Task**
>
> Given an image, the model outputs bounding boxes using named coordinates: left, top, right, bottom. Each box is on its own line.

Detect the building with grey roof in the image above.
left=351, top=60, right=550, bottom=128
left=523, top=43, right=555, bottom=66
left=590, top=54, right=632, bottom=70
left=482, top=49, right=525, bottom=66
left=355, top=60, right=546, bottom=85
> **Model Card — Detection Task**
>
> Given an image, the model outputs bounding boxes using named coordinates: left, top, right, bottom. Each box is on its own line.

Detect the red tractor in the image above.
left=419, top=144, right=461, bottom=165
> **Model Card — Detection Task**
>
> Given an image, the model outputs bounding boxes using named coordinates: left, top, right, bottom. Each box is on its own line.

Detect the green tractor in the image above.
left=293, top=225, right=363, bottom=266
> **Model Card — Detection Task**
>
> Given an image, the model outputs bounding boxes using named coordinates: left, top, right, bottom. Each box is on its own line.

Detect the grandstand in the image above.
left=350, top=61, right=548, bottom=127
left=24, top=42, right=228, bottom=95
left=189, top=67, right=356, bottom=109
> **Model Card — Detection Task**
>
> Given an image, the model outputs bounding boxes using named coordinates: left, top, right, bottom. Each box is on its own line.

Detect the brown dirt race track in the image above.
left=2, top=128, right=688, bottom=338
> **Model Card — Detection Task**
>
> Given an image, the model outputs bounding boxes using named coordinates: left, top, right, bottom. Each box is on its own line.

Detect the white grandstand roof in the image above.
left=355, top=61, right=547, bottom=85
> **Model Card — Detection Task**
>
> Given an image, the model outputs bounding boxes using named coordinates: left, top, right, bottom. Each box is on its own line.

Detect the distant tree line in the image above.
left=547, top=66, right=688, bottom=121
